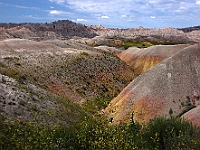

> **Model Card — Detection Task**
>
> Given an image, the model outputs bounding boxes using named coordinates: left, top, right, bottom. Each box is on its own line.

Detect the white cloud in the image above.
left=49, top=0, right=65, bottom=4
left=179, top=6, right=186, bottom=10
left=11, top=3, right=41, bottom=10
left=196, top=0, right=200, bottom=5
left=99, top=15, right=110, bottom=19
left=175, top=5, right=187, bottom=13
left=49, top=0, right=134, bottom=16
left=48, top=0, right=200, bottom=28
left=76, top=18, right=87, bottom=22
left=24, top=15, right=34, bottom=18
left=14, top=5, right=30, bottom=9
left=50, top=10, right=60, bottom=15
left=149, top=0, right=157, bottom=4
left=94, top=14, right=101, bottom=17
left=121, top=15, right=127, bottom=18
left=49, top=10, right=71, bottom=15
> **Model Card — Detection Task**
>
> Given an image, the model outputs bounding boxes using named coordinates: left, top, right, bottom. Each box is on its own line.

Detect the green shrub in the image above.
left=18, top=100, right=27, bottom=106
left=1, top=111, right=200, bottom=150
left=81, top=51, right=89, bottom=56
left=142, top=117, right=200, bottom=149
left=0, top=117, right=200, bottom=149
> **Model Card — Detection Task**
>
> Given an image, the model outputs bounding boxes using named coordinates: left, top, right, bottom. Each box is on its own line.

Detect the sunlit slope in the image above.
left=117, top=44, right=189, bottom=75
left=104, top=44, right=200, bottom=124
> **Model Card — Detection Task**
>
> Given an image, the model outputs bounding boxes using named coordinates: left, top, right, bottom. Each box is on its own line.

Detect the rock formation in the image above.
left=0, top=20, right=199, bottom=43
left=103, top=44, right=200, bottom=124
left=117, top=44, right=189, bottom=75
left=0, top=20, right=97, bottom=40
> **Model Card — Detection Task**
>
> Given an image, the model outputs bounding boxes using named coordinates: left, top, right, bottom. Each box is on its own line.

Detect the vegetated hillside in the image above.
left=103, top=44, right=200, bottom=124
left=0, top=73, right=86, bottom=126
left=117, top=44, right=189, bottom=75
left=0, top=38, right=134, bottom=122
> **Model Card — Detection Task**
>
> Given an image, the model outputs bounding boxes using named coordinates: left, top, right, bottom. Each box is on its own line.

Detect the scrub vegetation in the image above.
left=1, top=116, right=200, bottom=150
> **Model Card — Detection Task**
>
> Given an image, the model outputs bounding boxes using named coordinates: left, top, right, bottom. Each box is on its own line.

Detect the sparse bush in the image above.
left=0, top=62, right=6, bottom=68
left=18, top=74, right=27, bottom=83
left=181, top=101, right=185, bottom=106
left=18, top=100, right=27, bottom=106
left=28, top=104, right=39, bottom=112
left=169, top=108, right=173, bottom=116
left=178, top=96, right=196, bottom=117
left=81, top=51, right=89, bottom=56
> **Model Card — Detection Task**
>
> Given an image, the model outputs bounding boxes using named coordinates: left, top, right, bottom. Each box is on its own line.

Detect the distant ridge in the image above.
left=0, top=20, right=200, bottom=42
left=0, top=20, right=97, bottom=39
left=178, top=26, right=200, bottom=33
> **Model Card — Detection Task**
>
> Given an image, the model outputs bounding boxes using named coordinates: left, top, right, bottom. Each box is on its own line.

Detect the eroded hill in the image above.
left=117, top=44, right=189, bottom=75
left=103, top=44, right=200, bottom=124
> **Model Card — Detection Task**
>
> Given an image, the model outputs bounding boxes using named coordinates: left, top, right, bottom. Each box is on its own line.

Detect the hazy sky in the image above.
left=0, top=0, right=200, bottom=28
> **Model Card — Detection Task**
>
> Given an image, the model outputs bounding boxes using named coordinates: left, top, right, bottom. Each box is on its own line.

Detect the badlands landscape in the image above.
left=1, top=20, right=200, bottom=149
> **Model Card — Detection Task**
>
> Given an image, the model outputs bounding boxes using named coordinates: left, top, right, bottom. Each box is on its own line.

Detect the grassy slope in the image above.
left=0, top=46, right=134, bottom=124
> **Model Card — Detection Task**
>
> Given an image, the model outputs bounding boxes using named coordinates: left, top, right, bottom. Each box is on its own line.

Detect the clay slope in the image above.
left=182, top=106, right=200, bottom=127
left=104, top=44, right=200, bottom=124
left=117, top=44, right=189, bottom=75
